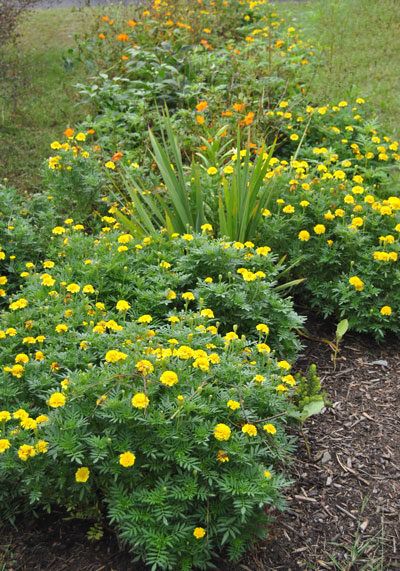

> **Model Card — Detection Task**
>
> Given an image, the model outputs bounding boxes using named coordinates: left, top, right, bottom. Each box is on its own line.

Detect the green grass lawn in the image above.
left=0, top=7, right=94, bottom=191
left=277, top=0, right=400, bottom=138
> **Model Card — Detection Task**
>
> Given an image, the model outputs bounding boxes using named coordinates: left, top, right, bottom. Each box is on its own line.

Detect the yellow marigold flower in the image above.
left=175, top=346, right=194, bottom=360
left=0, top=439, right=11, bottom=453
left=262, top=209, right=271, bottom=217
left=116, top=300, right=130, bottom=311
left=138, top=314, right=152, bottom=324
left=15, top=353, right=29, bottom=364
left=224, top=331, right=238, bottom=342
left=242, top=424, right=257, bottom=436
left=73, top=224, right=84, bottom=231
left=168, top=316, right=180, bottom=323
left=55, top=324, right=68, bottom=333
left=214, top=423, right=231, bottom=441
left=263, top=424, right=277, bottom=434
left=75, top=467, right=90, bottom=482
left=35, top=440, right=49, bottom=453
left=52, top=226, right=65, bottom=235
left=193, top=356, right=209, bottom=371
left=105, top=161, right=115, bottom=169
left=276, top=384, right=288, bottom=392
left=256, top=246, right=271, bottom=256
left=82, top=285, right=95, bottom=294
left=200, top=309, right=214, bottom=318
left=380, top=306, right=392, bottom=316
left=257, top=343, right=270, bottom=354
left=10, top=364, right=24, bottom=378
left=49, top=392, right=66, bottom=408
left=207, top=166, right=218, bottom=175
left=131, top=392, right=149, bottom=409
left=118, top=233, right=133, bottom=243
left=256, top=324, right=269, bottom=336
left=135, top=360, right=154, bottom=374
left=282, top=374, right=296, bottom=386
left=41, top=274, right=55, bottom=287
left=13, top=409, right=29, bottom=420
left=182, top=292, right=195, bottom=301
left=349, top=276, right=364, bottom=291
left=193, top=527, right=206, bottom=539
left=217, top=450, right=229, bottom=462
left=380, top=206, right=392, bottom=215
left=208, top=353, right=220, bottom=364
left=223, top=165, right=234, bottom=174
left=313, top=224, right=326, bottom=235
left=298, top=230, right=310, bottom=242
left=9, top=298, right=28, bottom=311
left=352, top=217, right=364, bottom=227
left=66, top=283, right=80, bottom=293
left=160, top=371, right=178, bottom=386
left=18, top=444, right=36, bottom=461
left=120, top=451, right=136, bottom=467
left=253, top=374, right=266, bottom=383
left=201, top=223, right=213, bottom=232
left=0, top=411, right=11, bottom=422
left=264, top=470, right=271, bottom=479
left=20, top=417, right=37, bottom=431
left=105, top=350, right=128, bottom=363
left=35, top=415, right=49, bottom=425
left=227, top=400, right=240, bottom=410
left=75, top=132, right=86, bottom=142
left=242, top=270, right=256, bottom=281
left=182, top=234, right=194, bottom=241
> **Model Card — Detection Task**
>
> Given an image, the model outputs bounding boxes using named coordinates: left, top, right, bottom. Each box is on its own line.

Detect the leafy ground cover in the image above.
left=1, top=0, right=400, bottom=569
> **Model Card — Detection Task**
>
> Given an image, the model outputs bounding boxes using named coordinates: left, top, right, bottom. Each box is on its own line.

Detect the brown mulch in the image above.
left=1, top=322, right=400, bottom=570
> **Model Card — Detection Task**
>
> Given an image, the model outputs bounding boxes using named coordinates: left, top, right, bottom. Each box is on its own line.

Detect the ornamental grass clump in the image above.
left=0, top=224, right=308, bottom=569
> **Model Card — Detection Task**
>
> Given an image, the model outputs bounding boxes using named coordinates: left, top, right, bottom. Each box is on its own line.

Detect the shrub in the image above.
left=0, top=224, right=307, bottom=569
left=42, top=133, right=108, bottom=220
left=0, top=185, right=57, bottom=301
left=257, top=149, right=400, bottom=338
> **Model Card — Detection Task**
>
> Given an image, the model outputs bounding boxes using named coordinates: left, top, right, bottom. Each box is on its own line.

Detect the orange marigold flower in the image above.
left=196, top=101, right=208, bottom=112
left=112, top=152, right=124, bottom=162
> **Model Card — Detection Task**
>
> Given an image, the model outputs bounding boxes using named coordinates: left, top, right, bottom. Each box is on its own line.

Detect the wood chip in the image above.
left=294, top=495, right=318, bottom=503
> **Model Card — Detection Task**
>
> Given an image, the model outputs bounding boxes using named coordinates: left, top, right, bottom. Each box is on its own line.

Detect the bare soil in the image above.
left=2, top=320, right=399, bottom=570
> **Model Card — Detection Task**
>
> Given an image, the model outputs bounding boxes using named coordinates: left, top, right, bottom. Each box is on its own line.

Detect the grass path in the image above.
left=0, top=8, right=93, bottom=190
left=277, top=0, right=400, bottom=137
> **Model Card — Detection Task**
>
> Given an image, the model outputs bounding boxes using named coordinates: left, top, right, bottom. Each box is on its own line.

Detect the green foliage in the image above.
left=0, top=185, right=56, bottom=299
left=292, top=364, right=326, bottom=419
left=42, top=138, right=108, bottom=220
left=113, top=115, right=207, bottom=236
left=0, top=224, right=303, bottom=568
left=113, top=117, right=276, bottom=241
left=217, top=135, right=276, bottom=242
